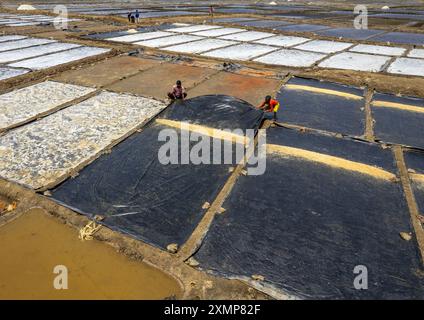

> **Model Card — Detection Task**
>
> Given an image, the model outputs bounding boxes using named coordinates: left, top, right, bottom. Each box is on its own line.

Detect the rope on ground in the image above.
left=0, top=201, right=17, bottom=214
left=79, top=220, right=101, bottom=241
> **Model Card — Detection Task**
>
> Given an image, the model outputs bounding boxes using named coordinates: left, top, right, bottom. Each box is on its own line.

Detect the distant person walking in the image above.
left=127, top=11, right=132, bottom=22
left=168, top=80, right=187, bottom=101
left=135, top=9, right=140, bottom=23
left=209, top=5, right=215, bottom=19
left=257, top=95, right=280, bottom=121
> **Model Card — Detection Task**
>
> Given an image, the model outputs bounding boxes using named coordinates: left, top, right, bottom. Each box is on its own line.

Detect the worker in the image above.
left=168, top=80, right=187, bottom=101
left=257, top=95, right=280, bottom=121
left=127, top=11, right=132, bottom=22
left=135, top=9, right=140, bottom=23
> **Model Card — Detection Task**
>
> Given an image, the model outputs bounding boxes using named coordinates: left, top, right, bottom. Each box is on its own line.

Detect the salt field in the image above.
left=1, top=0, right=424, bottom=302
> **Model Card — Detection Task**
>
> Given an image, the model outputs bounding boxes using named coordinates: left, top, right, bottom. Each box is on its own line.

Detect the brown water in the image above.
left=0, top=208, right=182, bottom=299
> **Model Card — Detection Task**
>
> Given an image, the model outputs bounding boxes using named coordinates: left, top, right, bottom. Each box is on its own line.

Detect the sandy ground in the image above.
left=54, top=56, right=162, bottom=87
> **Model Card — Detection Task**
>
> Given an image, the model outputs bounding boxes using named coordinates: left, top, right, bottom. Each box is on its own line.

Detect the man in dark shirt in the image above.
left=167, top=80, right=187, bottom=101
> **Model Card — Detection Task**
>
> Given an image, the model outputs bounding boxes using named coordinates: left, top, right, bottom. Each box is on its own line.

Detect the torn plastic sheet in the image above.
left=51, top=95, right=263, bottom=250
left=276, top=77, right=365, bottom=136
left=194, top=126, right=424, bottom=299
left=371, top=93, right=424, bottom=149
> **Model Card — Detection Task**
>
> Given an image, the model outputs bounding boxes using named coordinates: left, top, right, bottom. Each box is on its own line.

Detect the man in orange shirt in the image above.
left=258, top=95, right=280, bottom=121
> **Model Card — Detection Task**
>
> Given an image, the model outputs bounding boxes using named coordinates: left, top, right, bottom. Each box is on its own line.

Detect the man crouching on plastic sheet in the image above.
left=257, top=95, right=280, bottom=121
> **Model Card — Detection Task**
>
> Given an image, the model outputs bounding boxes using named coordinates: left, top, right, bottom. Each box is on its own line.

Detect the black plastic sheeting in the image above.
left=85, top=31, right=134, bottom=40
left=274, top=24, right=330, bottom=32
left=369, top=32, right=424, bottom=45
left=159, top=95, right=263, bottom=131
left=276, top=77, right=365, bottom=136
left=119, top=11, right=205, bottom=18
left=315, top=28, right=384, bottom=40
left=51, top=95, right=263, bottom=250
left=370, top=13, right=424, bottom=21
left=213, top=8, right=267, bottom=14
left=405, top=150, right=424, bottom=175
left=405, top=150, right=424, bottom=214
left=267, top=126, right=396, bottom=171
left=195, top=127, right=424, bottom=299
left=232, top=20, right=293, bottom=28
left=411, top=182, right=424, bottom=216
left=213, top=17, right=259, bottom=23
left=274, top=14, right=310, bottom=20
left=372, top=93, right=424, bottom=149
